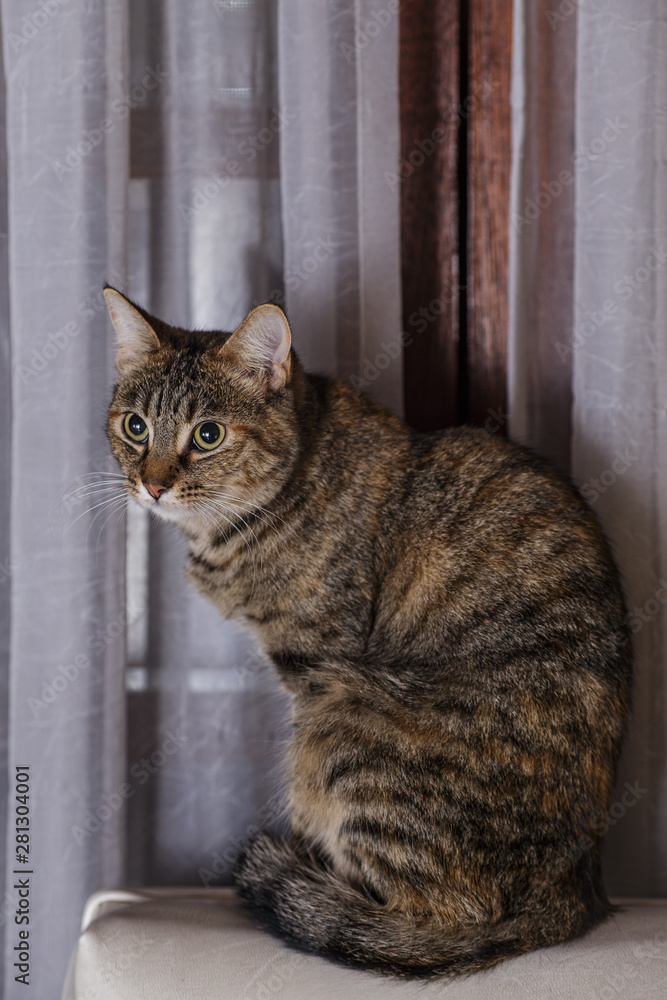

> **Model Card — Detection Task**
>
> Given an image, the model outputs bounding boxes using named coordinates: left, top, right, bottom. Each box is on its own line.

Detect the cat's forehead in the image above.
left=115, top=343, right=258, bottom=422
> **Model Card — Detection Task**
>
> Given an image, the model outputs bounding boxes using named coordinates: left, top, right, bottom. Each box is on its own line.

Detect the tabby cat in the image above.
left=104, top=288, right=631, bottom=979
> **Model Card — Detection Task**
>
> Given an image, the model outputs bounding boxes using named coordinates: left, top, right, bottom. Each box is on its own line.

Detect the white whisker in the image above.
left=64, top=490, right=127, bottom=536
left=207, top=499, right=264, bottom=568
left=195, top=498, right=260, bottom=592
left=205, top=490, right=285, bottom=526
left=92, top=495, right=129, bottom=552
left=61, top=484, right=126, bottom=507
left=59, top=473, right=129, bottom=515
left=204, top=491, right=280, bottom=537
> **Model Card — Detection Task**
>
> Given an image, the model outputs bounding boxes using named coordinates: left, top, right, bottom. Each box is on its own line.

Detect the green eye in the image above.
left=193, top=421, right=225, bottom=452
left=123, top=412, right=149, bottom=444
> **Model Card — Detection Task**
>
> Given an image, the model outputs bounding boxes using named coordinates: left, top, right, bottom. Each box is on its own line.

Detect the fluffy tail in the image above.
left=234, top=833, right=606, bottom=980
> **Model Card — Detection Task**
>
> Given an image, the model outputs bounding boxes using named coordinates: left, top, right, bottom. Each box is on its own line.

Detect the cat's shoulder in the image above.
left=414, top=424, right=564, bottom=480
left=406, top=425, right=587, bottom=519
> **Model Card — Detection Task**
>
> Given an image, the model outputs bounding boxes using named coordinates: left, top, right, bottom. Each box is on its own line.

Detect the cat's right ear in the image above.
left=104, top=288, right=161, bottom=372
left=223, top=304, right=292, bottom=392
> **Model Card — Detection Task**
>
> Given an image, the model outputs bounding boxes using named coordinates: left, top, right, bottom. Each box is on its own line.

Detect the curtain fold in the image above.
left=3, top=0, right=665, bottom=995
left=0, top=2, right=129, bottom=995
left=510, top=0, right=667, bottom=895
left=278, top=0, right=403, bottom=414
left=570, top=0, right=667, bottom=896
left=124, top=0, right=403, bottom=889
left=508, top=0, right=576, bottom=473
left=125, top=0, right=290, bottom=889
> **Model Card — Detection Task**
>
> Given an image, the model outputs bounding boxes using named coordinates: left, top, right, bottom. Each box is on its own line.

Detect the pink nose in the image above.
left=144, top=482, right=168, bottom=500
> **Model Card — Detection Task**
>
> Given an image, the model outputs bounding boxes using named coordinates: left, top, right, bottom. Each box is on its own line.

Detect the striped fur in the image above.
left=106, top=295, right=632, bottom=979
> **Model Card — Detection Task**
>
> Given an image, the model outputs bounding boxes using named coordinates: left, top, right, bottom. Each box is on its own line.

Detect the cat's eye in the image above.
left=123, top=412, right=149, bottom=444
left=192, top=421, right=225, bottom=452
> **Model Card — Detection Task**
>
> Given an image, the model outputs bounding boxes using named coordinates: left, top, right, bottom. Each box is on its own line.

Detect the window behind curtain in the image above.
left=124, top=0, right=289, bottom=886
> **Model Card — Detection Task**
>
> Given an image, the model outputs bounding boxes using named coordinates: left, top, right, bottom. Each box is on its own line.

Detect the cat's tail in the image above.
left=234, top=832, right=605, bottom=980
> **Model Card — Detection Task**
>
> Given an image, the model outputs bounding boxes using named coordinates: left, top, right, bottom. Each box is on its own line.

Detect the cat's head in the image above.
left=105, top=288, right=301, bottom=527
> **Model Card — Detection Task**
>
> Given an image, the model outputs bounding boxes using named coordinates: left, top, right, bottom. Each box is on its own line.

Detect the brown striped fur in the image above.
left=105, top=291, right=632, bottom=979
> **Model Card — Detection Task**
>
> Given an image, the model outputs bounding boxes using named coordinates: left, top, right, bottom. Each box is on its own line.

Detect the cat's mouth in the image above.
left=132, top=483, right=230, bottom=532
left=130, top=478, right=270, bottom=537
left=132, top=482, right=187, bottom=523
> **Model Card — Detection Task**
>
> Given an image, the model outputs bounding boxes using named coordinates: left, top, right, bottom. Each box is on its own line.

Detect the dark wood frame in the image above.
left=400, top=0, right=512, bottom=433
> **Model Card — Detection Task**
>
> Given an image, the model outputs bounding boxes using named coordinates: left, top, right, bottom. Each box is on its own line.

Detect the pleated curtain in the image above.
left=0, top=2, right=129, bottom=996
left=1, top=0, right=666, bottom=998
left=0, top=1, right=402, bottom=996
left=510, top=0, right=667, bottom=896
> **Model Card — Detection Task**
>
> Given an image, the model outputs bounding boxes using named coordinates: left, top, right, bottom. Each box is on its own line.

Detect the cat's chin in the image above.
left=132, top=496, right=189, bottom=526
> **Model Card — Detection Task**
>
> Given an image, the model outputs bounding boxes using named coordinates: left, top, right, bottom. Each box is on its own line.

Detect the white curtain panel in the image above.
left=510, top=0, right=667, bottom=895
left=0, top=2, right=402, bottom=996
left=0, top=2, right=129, bottom=997
left=570, top=0, right=667, bottom=896
left=278, top=0, right=403, bottom=414
left=125, top=0, right=401, bottom=891
left=124, top=0, right=290, bottom=890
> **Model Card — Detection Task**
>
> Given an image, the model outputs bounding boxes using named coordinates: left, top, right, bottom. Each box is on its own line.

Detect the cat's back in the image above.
left=391, top=423, right=616, bottom=579
left=402, top=424, right=586, bottom=530
left=373, top=425, right=631, bottom=697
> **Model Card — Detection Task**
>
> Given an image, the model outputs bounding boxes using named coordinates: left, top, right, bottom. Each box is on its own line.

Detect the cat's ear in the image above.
left=223, top=304, right=292, bottom=392
left=104, top=287, right=161, bottom=371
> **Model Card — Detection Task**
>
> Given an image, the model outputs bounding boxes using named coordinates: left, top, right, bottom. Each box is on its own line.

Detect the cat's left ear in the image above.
left=104, top=287, right=161, bottom=372
left=223, top=304, right=292, bottom=392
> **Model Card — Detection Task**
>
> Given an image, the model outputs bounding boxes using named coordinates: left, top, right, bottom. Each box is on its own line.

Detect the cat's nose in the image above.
left=143, top=482, right=168, bottom=500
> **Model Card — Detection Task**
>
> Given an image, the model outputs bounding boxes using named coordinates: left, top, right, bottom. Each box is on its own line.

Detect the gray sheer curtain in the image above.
left=278, top=0, right=402, bottom=412
left=0, top=1, right=401, bottom=996
left=125, top=0, right=401, bottom=889
left=510, top=0, right=667, bottom=895
left=124, top=0, right=289, bottom=890
left=0, top=2, right=129, bottom=997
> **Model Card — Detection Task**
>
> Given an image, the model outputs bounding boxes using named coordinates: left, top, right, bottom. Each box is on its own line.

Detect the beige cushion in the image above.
left=62, top=889, right=667, bottom=1000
